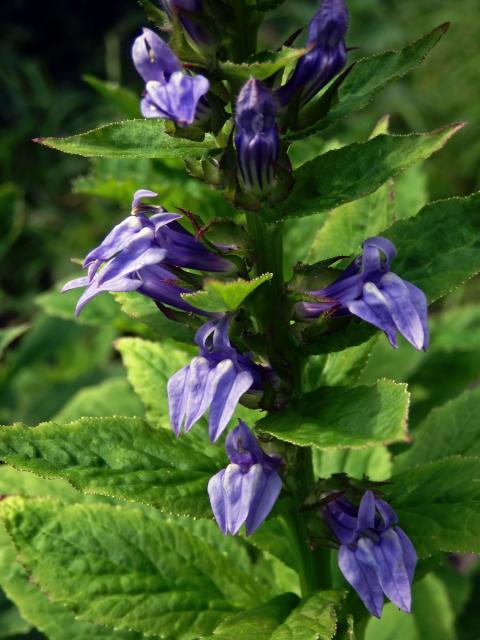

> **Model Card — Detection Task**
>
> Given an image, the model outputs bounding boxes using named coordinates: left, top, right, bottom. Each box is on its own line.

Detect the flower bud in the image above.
left=234, top=78, right=280, bottom=196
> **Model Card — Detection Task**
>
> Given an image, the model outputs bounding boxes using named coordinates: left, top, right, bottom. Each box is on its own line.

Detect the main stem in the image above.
left=246, top=211, right=330, bottom=596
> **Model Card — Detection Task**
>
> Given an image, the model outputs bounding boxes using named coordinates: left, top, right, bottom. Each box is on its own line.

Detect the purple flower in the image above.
left=62, top=190, right=232, bottom=316
left=132, top=28, right=209, bottom=126
left=168, top=315, right=270, bottom=442
left=234, top=78, right=280, bottom=195
left=277, top=0, right=349, bottom=108
left=296, top=236, right=429, bottom=350
left=208, top=420, right=282, bottom=535
left=159, top=0, right=212, bottom=50
left=325, top=491, right=417, bottom=618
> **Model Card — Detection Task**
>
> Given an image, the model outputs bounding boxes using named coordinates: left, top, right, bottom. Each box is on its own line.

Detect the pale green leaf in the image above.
left=269, top=125, right=462, bottom=222
left=271, top=591, right=342, bottom=640
left=313, top=447, right=392, bottom=482
left=0, top=499, right=269, bottom=637
left=36, top=119, right=215, bottom=159
left=0, top=417, right=224, bottom=517
left=209, top=594, right=299, bottom=640
left=54, top=377, right=145, bottom=422
left=182, top=274, right=273, bottom=312
left=257, top=380, right=409, bottom=449
left=219, top=47, right=307, bottom=83
left=116, top=337, right=194, bottom=424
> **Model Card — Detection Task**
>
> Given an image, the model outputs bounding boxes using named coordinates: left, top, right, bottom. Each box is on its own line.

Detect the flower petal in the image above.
left=208, top=360, right=254, bottom=442
left=379, top=272, right=426, bottom=350
left=356, top=490, right=376, bottom=532
left=245, top=468, right=282, bottom=535
left=132, top=28, right=180, bottom=83
left=223, top=463, right=258, bottom=535
left=368, top=529, right=413, bottom=613
left=146, top=72, right=209, bottom=126
left=338, top=544, right=384, bottom=618
left=184, top=356, right=215, bottom=431
left=83, top=216, right=144, bottom=266
left=167, top=365, right=190, bottom=435
left=347, top=282, right=399, bottom=348
left=207, top=469, right=227, bottom=534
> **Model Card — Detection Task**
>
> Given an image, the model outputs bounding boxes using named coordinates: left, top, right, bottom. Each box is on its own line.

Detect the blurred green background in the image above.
left=0, top=1, right=479, bottom=636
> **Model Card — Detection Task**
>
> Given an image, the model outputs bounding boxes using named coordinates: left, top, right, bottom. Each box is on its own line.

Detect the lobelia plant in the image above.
left=1, top=0, right=480, bottom=638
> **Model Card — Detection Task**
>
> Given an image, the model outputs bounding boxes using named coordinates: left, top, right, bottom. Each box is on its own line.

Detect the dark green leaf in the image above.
left=395, top=387, right=480, bottom=472
left=385, top=457, right=480, bottom=557
left=0, top=498, right=268, bottom=637
left=35, top=119, right=215, bottom=159
left=257, top=380, right=409, bottom=449
left=83, top=75, right=140, bottom=118
left=385, top=191, right=480, bottom=302
left=289, top=24, right=450, bottom=140
left=269, top=125, right=462, bottom=222
left=0, top=417, right=224, bottom=517
left=313, top=447, right=392, bottom=482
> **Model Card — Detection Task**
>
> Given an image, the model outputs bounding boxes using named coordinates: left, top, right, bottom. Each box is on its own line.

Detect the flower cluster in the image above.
left=325, top=491, right=417, bottom=617
left=297, top=236, right=429, bottom=351
left=63, top=189, right=232, bottom=316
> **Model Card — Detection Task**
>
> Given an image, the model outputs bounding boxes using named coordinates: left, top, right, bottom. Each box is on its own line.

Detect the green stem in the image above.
left=246, top=211, right=331, bottom=596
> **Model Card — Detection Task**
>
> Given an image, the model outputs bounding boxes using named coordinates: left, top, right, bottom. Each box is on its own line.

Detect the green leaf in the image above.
left=35, top=119, right=215, bottom=159
left=83, top=75, right=139, bottom=118
left=395, top=387, right=480, bottom=472
left=269, top=125, right=462, bottom=222
left=0, top=465, right=82, bottom=503
left=209, top=594, right=299, bottom=639
left=0, top=520, right=157, bottom=640
left=313, top=447, right=392, bottom=482
left=289, top=24, right=450, bottom=140
left=365, top=573, right=456, bottom=640
left=36, top=283, right=120, bottom=326
left=271, top=591, right=342, bottom=640
left=384, top=191, right=480, bottom=302
left=182, top=274, right=273, bottom=313
left=0, top=325, right=28, bottom=360
left=54, top=377, right=145, bottom=422
left=385, top=456, right=480, bottom=557
left=0, top=183, right=24, bottom=260
left=0, top=498, right=269, bottom=637
left=0, top=417, right=224, bottom=517
left=114, top=291, right=195, bottom=343
left=219, top=47, right=307, bottom=83
left=116, top=337, right=194, bottom=424
left=257, top=380, right=409, bottom=449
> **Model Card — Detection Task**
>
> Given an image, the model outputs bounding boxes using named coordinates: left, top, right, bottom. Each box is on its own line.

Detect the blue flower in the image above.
left=277, top=0, right=349, bottom=108
left=208, top=420, right=282, bottom=535
left=168, top=315, right=271, bottom=442
left=325, top=491, right=417, bottom=618
left=63, top=190, right=232, bottom=316
left=132, top=28, right=209, bottom=126
left=234, top=78, right=280, bottom=195
left=296, top=236, right=429, bottom=350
